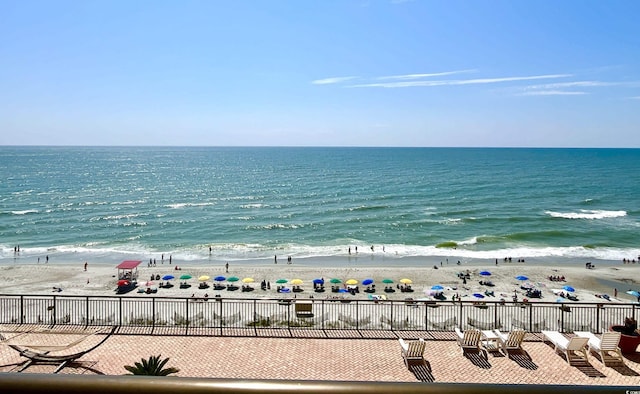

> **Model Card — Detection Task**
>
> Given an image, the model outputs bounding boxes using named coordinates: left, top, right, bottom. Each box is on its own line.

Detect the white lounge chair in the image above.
left=493, top=329, right=526, bottom=354
left=574, top=331, right=624, bottom=366
left=398, top=338, right=426, bottom=368
left=455, top=327, right=482, bottom=353
left=542, top=330, right=589, bottom=365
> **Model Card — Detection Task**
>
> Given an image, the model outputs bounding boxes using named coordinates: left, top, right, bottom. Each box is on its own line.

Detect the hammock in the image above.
left=0, top=325, right=116, bottom=373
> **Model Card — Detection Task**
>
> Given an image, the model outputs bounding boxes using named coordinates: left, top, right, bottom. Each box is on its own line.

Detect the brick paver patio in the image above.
left=1, top=328, right=639, bottom=386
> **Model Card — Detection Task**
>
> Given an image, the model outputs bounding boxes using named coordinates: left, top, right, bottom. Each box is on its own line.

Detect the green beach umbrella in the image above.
left=227, top=276, right=240, bottom=282
left=329, top=278, right=342, bottom=284
left=382, top=279, right=394, bottom=284
left=179, top=274, right=192, bottom=280
left=275, top=279, right=288, bottom=284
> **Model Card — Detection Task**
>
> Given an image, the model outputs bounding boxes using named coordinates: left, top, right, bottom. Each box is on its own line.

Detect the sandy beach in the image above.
left=1, top=257, right=639, bottom=304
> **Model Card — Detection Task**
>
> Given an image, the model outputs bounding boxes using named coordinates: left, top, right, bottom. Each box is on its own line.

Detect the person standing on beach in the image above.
left=46, top=255, right=49, bottom=263
left=84, top=262, right=88, bottom=271
left=274, top=255, right=277, bottom=264
left=169, top=255, right=172, bottom=264
left=225, top=262, right=229, bottom=273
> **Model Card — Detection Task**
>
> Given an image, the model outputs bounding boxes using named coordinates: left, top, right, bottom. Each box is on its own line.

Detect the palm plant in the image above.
left=124, top=354, right=180, bottom=376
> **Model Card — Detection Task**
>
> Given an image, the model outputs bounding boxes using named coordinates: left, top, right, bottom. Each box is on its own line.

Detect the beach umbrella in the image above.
left=179, top=274, right=192, bottom=280
left=162, top=275, right=175, bottom=281
left=291, top=279, right=303, bottom=285
left=329, top=278, right=342, bottom=284
left=227, top=276, right=240, bottom=282
left=345, top=279, right=358, bottom=285
left=312, top=278, right=325, bottom=285
left=515, top=275, right=528, bottom=281
left=473, top=293, right=485, bottom=299
left=399, top=278, right=412, bottom=284
left=362, top=279, right=374, bottom=286
left=214, top=275, right=226, bottom=282
left=562, top=285, right=575, bottom=293
left=276, top=279, right=288, bottom=284
left=479, top=271, right=491, bottom=276
left=626, top=290, right=640, bottom=297
left=431, top=285, right=444, bottom=290
left=242, top=277, right=254, bottom=283
left=382, top=279, right=394, bottom=284
left=198, top=275, right=210, bottom=282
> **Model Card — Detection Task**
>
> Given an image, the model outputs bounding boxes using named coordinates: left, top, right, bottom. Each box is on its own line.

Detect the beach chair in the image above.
left=574, top=331, right=624, bottom=366
left=454, top=327, right=482, bottom=354
left=295, top=301, right=314, bottom=318
left=542, top=330, right=589, bottom=365
left=493, top=329, right=526, bottom=354
left=398, top=338, right=426, bottom=368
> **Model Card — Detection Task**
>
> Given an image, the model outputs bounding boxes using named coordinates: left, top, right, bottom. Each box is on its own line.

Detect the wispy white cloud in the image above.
left=311, top=76, right=358, bottom=85
left=349, top=74, right=572, bottom=88
left=524, top=81, right=613, bottom=90
left=630, top=96, right=640, bottom=100
left=377, top=69, right=477, bottom=80
left=520, top=90, right=588, bottom=96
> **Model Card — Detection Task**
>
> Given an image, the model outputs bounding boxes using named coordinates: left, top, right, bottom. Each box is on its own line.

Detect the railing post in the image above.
left=49, top=295, right=57, bottom=326
left=85, top=296, right=89, bottom=328
left=253, top=299, right=257, bottom=336
left=458, top=300, right=463, bottom=328
left=119, top=297, right=123, bottom=326
left=219, top=298, right=223, bottom=336
left=20, top=295, right=24, bottom=325
left=152, top=298, right=156, bottom=329
left=185, top=297, right=189, bottom=335
left=596, top=304, right=602, bottom=334
left=390, top=300, right=394, bottom=331
left=356, top=301, right=359, bottom=331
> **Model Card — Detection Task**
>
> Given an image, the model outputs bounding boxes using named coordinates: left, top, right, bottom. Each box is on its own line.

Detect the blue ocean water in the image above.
left=1, top=146, right=639, bottom=265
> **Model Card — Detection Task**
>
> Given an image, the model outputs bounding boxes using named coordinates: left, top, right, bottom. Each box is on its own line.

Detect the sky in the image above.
left=1, top=0, right=639, bottom=147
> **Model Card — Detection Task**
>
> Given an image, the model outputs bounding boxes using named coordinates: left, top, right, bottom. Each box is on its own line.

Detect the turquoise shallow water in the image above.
left=1, top=147, right=639, bottom=265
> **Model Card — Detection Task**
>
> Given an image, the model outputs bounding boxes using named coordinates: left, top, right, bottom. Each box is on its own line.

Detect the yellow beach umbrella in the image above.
left=345, top=279, right=358, bottom=285
left=198, top=275, right=210, bottom=282
left=242, top=277, right=254, bottom=283
left=399, top=278, right=413, bottom=284
left=290, top=279, right=303, bottom=285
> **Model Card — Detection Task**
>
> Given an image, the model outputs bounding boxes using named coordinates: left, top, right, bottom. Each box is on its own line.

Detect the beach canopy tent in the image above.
left=116, top=260, right=141, bottom=281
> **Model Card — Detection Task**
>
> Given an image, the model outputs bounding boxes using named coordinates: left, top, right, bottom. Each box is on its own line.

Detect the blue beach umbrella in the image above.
left=479, top=271, right=491, bottom=276
left=473, top=293, right=485, bottom=299
left=431, top=285, right=444, bottom=290
left=562, top=285, right=575, bottom=293
left=313, top=278, right=325, bottom=285
left=214, top=276, right=226, bottom=282
left=515, top=275, right=528, bottom=281
left=362, top=279, right=374, bottom=286
left=626, top=290, right=640, bottom=298
left=162, top=275, right=175, bottom=281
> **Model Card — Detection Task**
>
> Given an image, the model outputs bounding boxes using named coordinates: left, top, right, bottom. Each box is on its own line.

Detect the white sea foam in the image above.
left=545, top=209, right=627, bottom=219
left=166, top=202, right=215, bottom=209
left=11, top=209, right=38, bottom=215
